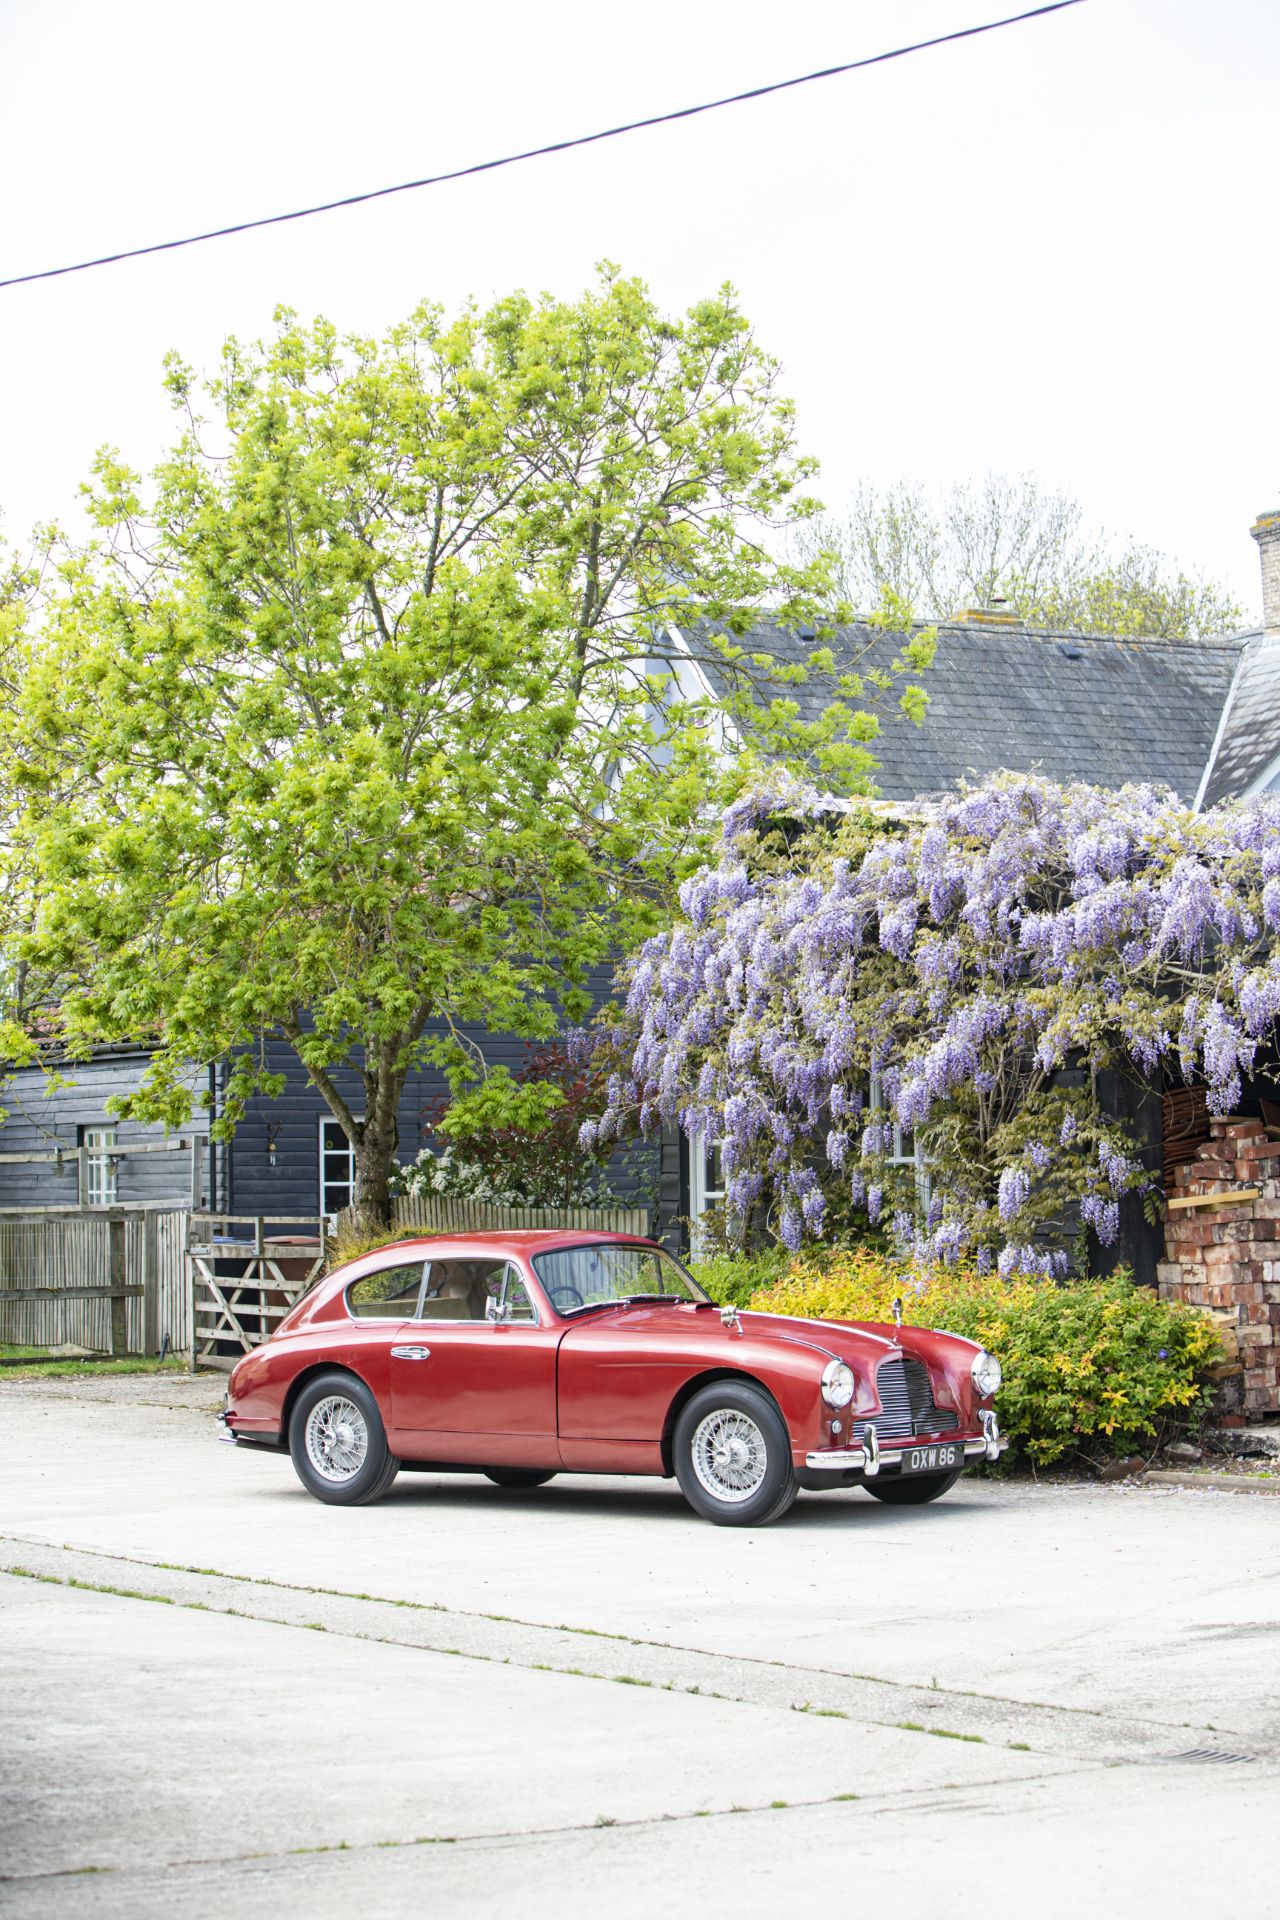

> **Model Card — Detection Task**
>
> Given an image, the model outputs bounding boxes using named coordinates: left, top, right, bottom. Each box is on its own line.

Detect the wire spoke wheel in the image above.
left=304, top=1394, right=369, bottom=1484
left=689, top=1408, right=768, bottom=1504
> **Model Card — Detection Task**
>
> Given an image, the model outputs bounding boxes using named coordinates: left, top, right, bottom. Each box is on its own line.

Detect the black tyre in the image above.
left=483, top=1468, right=558, bottom=1489
left=288, top=1370, right=399, bottom=1507
left=863, top=1468, right=961, bottom=1506
left=673, top=1380, right=798, bottom=1527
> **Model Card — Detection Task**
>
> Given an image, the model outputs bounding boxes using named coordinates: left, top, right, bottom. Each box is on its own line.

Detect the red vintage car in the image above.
left=220, top=1231, right=1006, bottom=1526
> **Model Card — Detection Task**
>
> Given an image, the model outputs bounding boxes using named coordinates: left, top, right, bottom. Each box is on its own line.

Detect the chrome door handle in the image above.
left=390, top=1345, right=431, bottom=1361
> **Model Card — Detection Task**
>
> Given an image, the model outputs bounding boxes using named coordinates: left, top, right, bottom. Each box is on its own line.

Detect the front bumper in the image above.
left=805, top=1409, right=1007, bottom=1475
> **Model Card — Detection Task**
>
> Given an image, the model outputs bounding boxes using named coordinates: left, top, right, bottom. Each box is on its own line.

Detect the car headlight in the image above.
left=821, top=1359, right=855, bottom=1409
left=971, top=1349, right=1002, bottom=1398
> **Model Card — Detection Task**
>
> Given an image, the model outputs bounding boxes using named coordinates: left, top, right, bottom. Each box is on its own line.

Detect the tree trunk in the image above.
left=281, top=1015, right=405, bottom=1233
left=352, top=1095, right=399, bottom=1230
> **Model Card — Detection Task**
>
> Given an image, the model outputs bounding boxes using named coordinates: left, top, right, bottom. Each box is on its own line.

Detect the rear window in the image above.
left=346, top=1261, right=425, bottom=1319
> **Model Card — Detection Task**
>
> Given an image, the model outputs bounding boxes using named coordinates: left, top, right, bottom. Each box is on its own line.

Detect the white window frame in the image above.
left=689, top=1134, right=726, bottom=1222
left=870, top=1074, right=931, bottom=1207
left=318, top=1116, right=360, bottom=1225
left=82, top=1126, right=118, bottom=1209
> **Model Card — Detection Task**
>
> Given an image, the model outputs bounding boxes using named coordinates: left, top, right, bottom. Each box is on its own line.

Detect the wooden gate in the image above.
left=187, top=1214, right=326, bottom=1371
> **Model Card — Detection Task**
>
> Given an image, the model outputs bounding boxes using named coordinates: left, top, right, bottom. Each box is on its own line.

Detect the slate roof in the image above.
left=681, top=617, right=1241, bottom=804
left=1196, top=630, right=1280, bottom=808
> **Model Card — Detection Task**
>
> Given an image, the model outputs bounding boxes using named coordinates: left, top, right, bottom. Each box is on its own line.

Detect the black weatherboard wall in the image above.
left=0, top=964, right=659, bottom=1223
left=0, top=1049, right=211, bottom=1210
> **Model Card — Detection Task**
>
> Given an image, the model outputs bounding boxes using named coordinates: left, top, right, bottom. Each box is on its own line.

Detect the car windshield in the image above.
left=531, top=1243, right=709, bottom=1315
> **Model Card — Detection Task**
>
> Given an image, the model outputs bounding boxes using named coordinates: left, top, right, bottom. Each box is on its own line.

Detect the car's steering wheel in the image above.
left=547, top=1284, right=585, bottom=1310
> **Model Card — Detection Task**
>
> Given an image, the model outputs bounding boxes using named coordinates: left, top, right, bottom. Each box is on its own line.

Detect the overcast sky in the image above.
left=2, top=0, right=1277, bottom=617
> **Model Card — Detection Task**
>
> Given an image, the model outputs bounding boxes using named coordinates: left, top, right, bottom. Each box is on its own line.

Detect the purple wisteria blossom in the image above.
left=606, top=771, right=1280, bottom=1260
left=1080, top=1194, right=1121, bottom=1244
left=998, top=1165, right=1031, bottom=1221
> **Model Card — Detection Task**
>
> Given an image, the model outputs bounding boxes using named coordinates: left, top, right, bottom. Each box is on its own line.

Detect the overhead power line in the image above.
left=1, top=0, right=1089, bottom=291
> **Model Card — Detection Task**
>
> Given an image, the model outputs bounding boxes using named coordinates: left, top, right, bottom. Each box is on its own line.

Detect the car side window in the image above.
left=417, top=1257, right=508, bottom=1322
left=347, top=1261, right=426, bottom=1319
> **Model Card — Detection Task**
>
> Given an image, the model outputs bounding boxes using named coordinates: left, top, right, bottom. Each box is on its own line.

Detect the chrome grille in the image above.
left=854, top=1354, right=958, bottom=1443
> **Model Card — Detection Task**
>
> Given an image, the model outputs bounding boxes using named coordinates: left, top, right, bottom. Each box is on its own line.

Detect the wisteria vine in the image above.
left=583, top=774, right=1280, bottom=1270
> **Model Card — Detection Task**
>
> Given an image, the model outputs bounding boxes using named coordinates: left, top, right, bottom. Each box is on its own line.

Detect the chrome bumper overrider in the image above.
left=805, top=1409, right=1007, bottom=1475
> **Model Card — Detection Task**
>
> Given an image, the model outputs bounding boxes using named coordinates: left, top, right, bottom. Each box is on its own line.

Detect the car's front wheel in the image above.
left=863, top=1467, right=961, bottom=1505
left=483, top=1468, right=557, bottom=1489
left=673, top=1381, right=798, bottom=1526
left=288, top=1371, right=399, bottom=1506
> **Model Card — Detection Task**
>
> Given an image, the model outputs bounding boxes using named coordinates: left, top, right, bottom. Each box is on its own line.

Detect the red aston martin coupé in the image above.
left=220, top=1232, right=1005, bottom=1526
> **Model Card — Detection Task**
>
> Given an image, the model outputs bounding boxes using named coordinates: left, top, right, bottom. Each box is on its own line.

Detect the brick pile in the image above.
left=1157, top=1118, right=1280, bottom=1423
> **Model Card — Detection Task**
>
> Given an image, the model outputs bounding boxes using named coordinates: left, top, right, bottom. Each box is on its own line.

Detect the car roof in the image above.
left=363, top=1230, right=658, bottom=1256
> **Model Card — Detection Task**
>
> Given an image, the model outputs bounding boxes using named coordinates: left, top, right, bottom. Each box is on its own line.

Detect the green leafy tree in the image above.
left=17, top=270, right=932, bottom=1222
left=800, top=473, right=1242, bottom=639
left=0, top=536, right=48, bottom=1094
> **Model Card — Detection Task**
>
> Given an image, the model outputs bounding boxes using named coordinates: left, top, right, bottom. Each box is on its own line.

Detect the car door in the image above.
left=387, top=1253, right=560, bottom=1467
left=334, top=1253, right=431, bottom=1407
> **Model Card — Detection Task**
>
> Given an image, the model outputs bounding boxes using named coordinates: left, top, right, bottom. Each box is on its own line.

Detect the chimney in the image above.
left=949, top=604, right=1021, bottom=629
left=1251, top=509, right=1280, bottom=631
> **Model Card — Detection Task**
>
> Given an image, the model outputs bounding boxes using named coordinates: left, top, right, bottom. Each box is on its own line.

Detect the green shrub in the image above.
left=691, top=1247, right=792, bottom=1308
left=751, top=1249, right=1221, bottom=1467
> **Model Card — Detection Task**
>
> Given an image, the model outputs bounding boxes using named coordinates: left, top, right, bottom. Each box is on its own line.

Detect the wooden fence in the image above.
left=0, top=1207, right=189, bottom=1355
left=387, top=1195, right=653, bottom=1237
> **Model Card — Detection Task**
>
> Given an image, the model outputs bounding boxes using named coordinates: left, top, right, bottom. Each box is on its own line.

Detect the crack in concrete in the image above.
left=0, top=1530, right=1235, bottom=1731
left=0, top=1757, right=1113, bottom=1889
left=2, top=1536, right=1261, bottom=1764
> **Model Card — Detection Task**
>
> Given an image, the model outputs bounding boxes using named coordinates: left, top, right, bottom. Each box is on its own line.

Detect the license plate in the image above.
left=897, top=1441, right=961, bottom=1476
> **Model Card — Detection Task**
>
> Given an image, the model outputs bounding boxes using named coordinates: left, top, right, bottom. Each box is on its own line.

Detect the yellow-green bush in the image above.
left=324, top=1219, right=423, bottom=1271
left=750, top=1250, right=1221, bottom=1467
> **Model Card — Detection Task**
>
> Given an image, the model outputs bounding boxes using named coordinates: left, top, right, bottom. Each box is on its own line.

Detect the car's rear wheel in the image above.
left=483, top=1468, right=557, bottom=1489
left=673, top=1381, right=798, bottom=1527
left=863, top=1467, right=961, bottom=1505
left=288, top=1371, right=399, bottom=1506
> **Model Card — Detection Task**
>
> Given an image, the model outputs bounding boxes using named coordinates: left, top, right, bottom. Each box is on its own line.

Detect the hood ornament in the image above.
left=891, top=1295, right=904, bottom=1337
left=720, top=1304, right=744, bottom=1336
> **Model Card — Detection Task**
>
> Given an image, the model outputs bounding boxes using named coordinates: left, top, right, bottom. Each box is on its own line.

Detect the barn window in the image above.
left=81, top=1126, right=118, bottom=1208
left=318, top=1117, right=357, bottom=1223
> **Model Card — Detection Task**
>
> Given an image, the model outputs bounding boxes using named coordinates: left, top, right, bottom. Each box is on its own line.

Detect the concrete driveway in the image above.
left=1, top=1374, right=1277, bottom=1919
